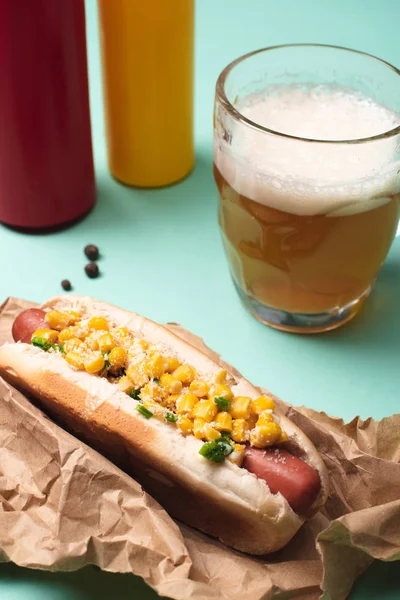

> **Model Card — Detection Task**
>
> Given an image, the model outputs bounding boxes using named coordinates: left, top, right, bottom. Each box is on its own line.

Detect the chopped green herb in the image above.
left=129, top=388, right=141, bottom=400
left=214, top=396, right=231, bottom=411
left=153, top=378, right=160, bottom=385
left=221, top=431, right=232, bottom=439
left=31, top=337, right=56, bottom=352
left=136, top=404, right=153, bottom=419
left=165, top=411, right=178, bottom=423
left=58, top=343, right=65, bottom=354
left=199, top=438, right=233, bottom=463
left=100, top=352, right=111, bottom=370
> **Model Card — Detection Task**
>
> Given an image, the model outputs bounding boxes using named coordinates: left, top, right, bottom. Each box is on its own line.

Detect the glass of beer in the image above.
left=214, top=45, right=400, bottom=333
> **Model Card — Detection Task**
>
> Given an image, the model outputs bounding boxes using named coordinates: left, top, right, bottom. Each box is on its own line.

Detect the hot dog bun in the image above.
left=0, top=295, right=328, bottom=554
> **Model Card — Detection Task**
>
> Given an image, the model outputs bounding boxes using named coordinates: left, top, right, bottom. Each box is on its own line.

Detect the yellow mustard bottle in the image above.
left=98, top=0, right=195, bottom=188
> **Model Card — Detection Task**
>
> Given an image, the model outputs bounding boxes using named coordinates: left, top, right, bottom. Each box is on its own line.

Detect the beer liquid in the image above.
left=215, top=85, right=400, bottom=314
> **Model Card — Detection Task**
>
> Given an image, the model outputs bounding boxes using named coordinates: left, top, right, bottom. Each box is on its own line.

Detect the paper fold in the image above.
left=0, top=297, right=399, bottom=600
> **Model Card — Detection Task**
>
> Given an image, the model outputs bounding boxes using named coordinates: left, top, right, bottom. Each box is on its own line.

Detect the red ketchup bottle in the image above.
left=0, top=0, right=95, bottom=231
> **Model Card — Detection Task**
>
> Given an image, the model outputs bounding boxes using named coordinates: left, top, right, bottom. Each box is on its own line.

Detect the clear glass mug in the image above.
left=214, top=45, right=400, bottom=333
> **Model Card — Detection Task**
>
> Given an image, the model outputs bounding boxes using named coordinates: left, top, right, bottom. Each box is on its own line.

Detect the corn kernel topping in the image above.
left=34, top=309, right=287, bottom=461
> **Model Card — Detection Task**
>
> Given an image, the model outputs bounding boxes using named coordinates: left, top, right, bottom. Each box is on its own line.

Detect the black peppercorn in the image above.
left=85, top=262, right=99, bottom=279
left=84, top=244, right=99, bottom=261
left=61, top=279, right=72, bottom=291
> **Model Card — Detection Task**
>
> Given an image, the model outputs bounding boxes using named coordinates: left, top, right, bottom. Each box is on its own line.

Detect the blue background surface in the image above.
left=0, top=0, right=399, bottom=597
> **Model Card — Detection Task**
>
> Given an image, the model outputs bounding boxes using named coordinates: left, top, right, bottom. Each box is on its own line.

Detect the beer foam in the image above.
left=215, top=85, right=400, bottom=216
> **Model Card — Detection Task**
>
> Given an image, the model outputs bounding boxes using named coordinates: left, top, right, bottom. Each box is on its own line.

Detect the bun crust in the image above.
left=0, top=295, right=328, bottom=554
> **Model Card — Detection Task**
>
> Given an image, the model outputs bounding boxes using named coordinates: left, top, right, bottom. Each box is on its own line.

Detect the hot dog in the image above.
left=0, top=295, right=328, bottom=554
left=243, top=448, right=321, bottom=514
left=12, top=308, right=47, bottom=344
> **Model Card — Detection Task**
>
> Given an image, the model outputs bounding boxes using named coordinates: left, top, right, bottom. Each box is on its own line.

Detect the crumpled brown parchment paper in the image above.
left=0, top=297, right=399, bottom=600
